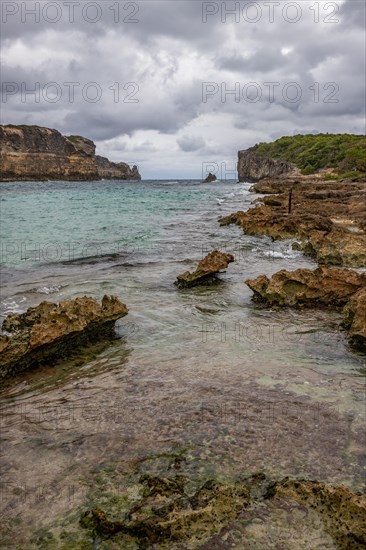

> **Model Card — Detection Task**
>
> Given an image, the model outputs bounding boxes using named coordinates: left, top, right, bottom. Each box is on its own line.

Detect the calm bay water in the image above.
left=0, top=180, right=365, bottom=547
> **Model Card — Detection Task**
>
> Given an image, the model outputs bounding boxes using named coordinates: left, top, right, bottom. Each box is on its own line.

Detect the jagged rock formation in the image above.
left=0, top=125, right=141, bottom=181
left=237, top=147, right=294, bottom=182
left=176, top=250, right=234, bottom=288
left=246, top=266, right=366, bottom=353
left=220, top=178, right=366, bottom=268
left=0, top=295, right=128, bottom=379
left=202, top=172, right=217, bottom=183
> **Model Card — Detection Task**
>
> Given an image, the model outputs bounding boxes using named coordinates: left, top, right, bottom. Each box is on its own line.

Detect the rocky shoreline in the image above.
left=0, top=125, right=141, bottom=181
left=1, top=135, right=365, bottom=547
left=219, top=167, right=366, bottom=354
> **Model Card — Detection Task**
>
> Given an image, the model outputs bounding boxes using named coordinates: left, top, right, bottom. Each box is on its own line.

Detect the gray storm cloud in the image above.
left=1, top=0, right=365, bottom=178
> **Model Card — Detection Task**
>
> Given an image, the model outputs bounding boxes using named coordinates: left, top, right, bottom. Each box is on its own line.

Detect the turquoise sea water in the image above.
left=0, top=180, right=365, bottom=546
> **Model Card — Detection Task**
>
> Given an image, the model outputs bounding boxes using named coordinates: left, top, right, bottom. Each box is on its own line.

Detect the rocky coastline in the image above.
left=224, top=140, right=366, bottom=355
left=1, top=133, right=366, bottom=547
left=0, top=125, right=141, bottom=181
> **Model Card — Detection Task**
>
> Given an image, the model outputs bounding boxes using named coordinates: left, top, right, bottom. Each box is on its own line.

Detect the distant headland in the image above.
left=0, top=124, right=141, bottom=182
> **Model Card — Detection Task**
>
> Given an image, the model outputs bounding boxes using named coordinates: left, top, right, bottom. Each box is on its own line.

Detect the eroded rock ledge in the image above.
left=176, top=250, right=234, bottom=288
left=246, top=266, right=366, bottom=353
left=220, top=178, right=366, bottom=268
left=0, top=125, right=141, bottom=181
left=0, top=295, right=128, bottom=379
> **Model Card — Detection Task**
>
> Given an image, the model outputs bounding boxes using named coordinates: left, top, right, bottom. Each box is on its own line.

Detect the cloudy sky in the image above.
left=1, top=0, right=365, bottom=178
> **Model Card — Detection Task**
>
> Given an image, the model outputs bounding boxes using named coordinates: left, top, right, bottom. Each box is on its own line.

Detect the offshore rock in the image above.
left=176, top=250, right=234, bottom=288
left=0, top=125, right=141, bottom=181
left=0, top=295, right=128, bottom=379
left=202, top=172, right=217, bottom=183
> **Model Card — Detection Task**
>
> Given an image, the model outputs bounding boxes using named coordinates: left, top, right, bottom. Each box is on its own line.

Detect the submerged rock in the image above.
left=81, top=475, right=249, bottom=545
left=266, top=478, right=366, bottom=549
left=0, top=295, right=128, bottom=379
left=79, top=468, right=366, bottom=549
left=176, top=250, right=234, bottom=288
left=246, top=266, right=366, bottom=353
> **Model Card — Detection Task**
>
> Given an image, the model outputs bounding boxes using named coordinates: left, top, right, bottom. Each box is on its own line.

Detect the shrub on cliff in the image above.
left=254, top=133, right=366, bottom=176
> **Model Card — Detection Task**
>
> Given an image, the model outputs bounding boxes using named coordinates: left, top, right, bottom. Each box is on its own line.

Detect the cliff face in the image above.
left=237, top=148, right=295, bottom=182
left=0, top=125, right=141, bottom=181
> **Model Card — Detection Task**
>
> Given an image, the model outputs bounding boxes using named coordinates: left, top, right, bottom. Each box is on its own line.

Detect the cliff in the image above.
left=0, top=125, right=141, bottom=181
left=237, top=148, right=294, bottom=182
left=238, top=134, right=366, bottom=182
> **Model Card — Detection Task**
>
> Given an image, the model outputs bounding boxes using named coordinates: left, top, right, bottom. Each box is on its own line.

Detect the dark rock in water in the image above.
left=176, top=250, right=234, bottom=288
left=0, top=124, right=141, bottom=181
left=0, top=295, right=128, bottom=379
left=203, top=172, right=217, bottom=183
left=342, top=287, right=366, bottom=353
left=245, top=266, right=366, bottom=354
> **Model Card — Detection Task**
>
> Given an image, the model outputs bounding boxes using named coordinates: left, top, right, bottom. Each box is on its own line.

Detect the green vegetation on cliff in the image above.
left=254, top=133, right=366, bottom=176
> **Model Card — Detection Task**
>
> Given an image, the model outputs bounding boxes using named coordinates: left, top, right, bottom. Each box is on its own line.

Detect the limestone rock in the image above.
left=0, top=125, right=141, bottom=181
left=176, top=250, right=234, bottom=288
left=342, top=287, right=366, bottom=353
left=246, top=266, right=366, bottom=353
left=245, top=266, right=366, bottom=308
left=267, top=478, right=366, bottom=549
left=0, top=295, right=128, bottom=379
left=237, top=148, right=294, bottom=182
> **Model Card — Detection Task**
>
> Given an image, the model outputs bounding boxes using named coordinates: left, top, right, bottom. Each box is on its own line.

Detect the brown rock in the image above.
left=267, top=479, right=366, bottom=549
left=342, top=287, right=366, bottom=353
left=245, top=266, right=366, bottom=308
left=0, top=295, right=128, bottom=379
left=176, top=250, right=234, bottom=288
left=0, top=125, right=141, bottom=181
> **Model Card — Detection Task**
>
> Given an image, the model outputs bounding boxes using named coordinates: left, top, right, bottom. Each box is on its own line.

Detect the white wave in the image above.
left=36, top=285, right=62, bottom=295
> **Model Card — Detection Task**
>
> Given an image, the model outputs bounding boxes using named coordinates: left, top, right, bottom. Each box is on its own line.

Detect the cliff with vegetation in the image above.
left=238, top=133, right=366, bottom=182
left=0, top=125, right=141, bottom=182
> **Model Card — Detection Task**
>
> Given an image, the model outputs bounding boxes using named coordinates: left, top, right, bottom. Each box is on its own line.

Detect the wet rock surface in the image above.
left=220, top=177, right=366, bottom=268
left=176, top=251, right=234, bottom=288
left=246, top=266, right=366, bottom=353
left=77, top=454, right=366, bottom=549
left=0, top=295, right=128, bottom=379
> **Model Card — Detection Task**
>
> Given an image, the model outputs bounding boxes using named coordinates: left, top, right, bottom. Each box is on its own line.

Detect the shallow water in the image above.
left=0, top=180, right=365, bottom=547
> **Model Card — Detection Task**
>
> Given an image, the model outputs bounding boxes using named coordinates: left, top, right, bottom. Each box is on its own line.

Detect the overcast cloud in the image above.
left=1, top=0, right=365, bottom=178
